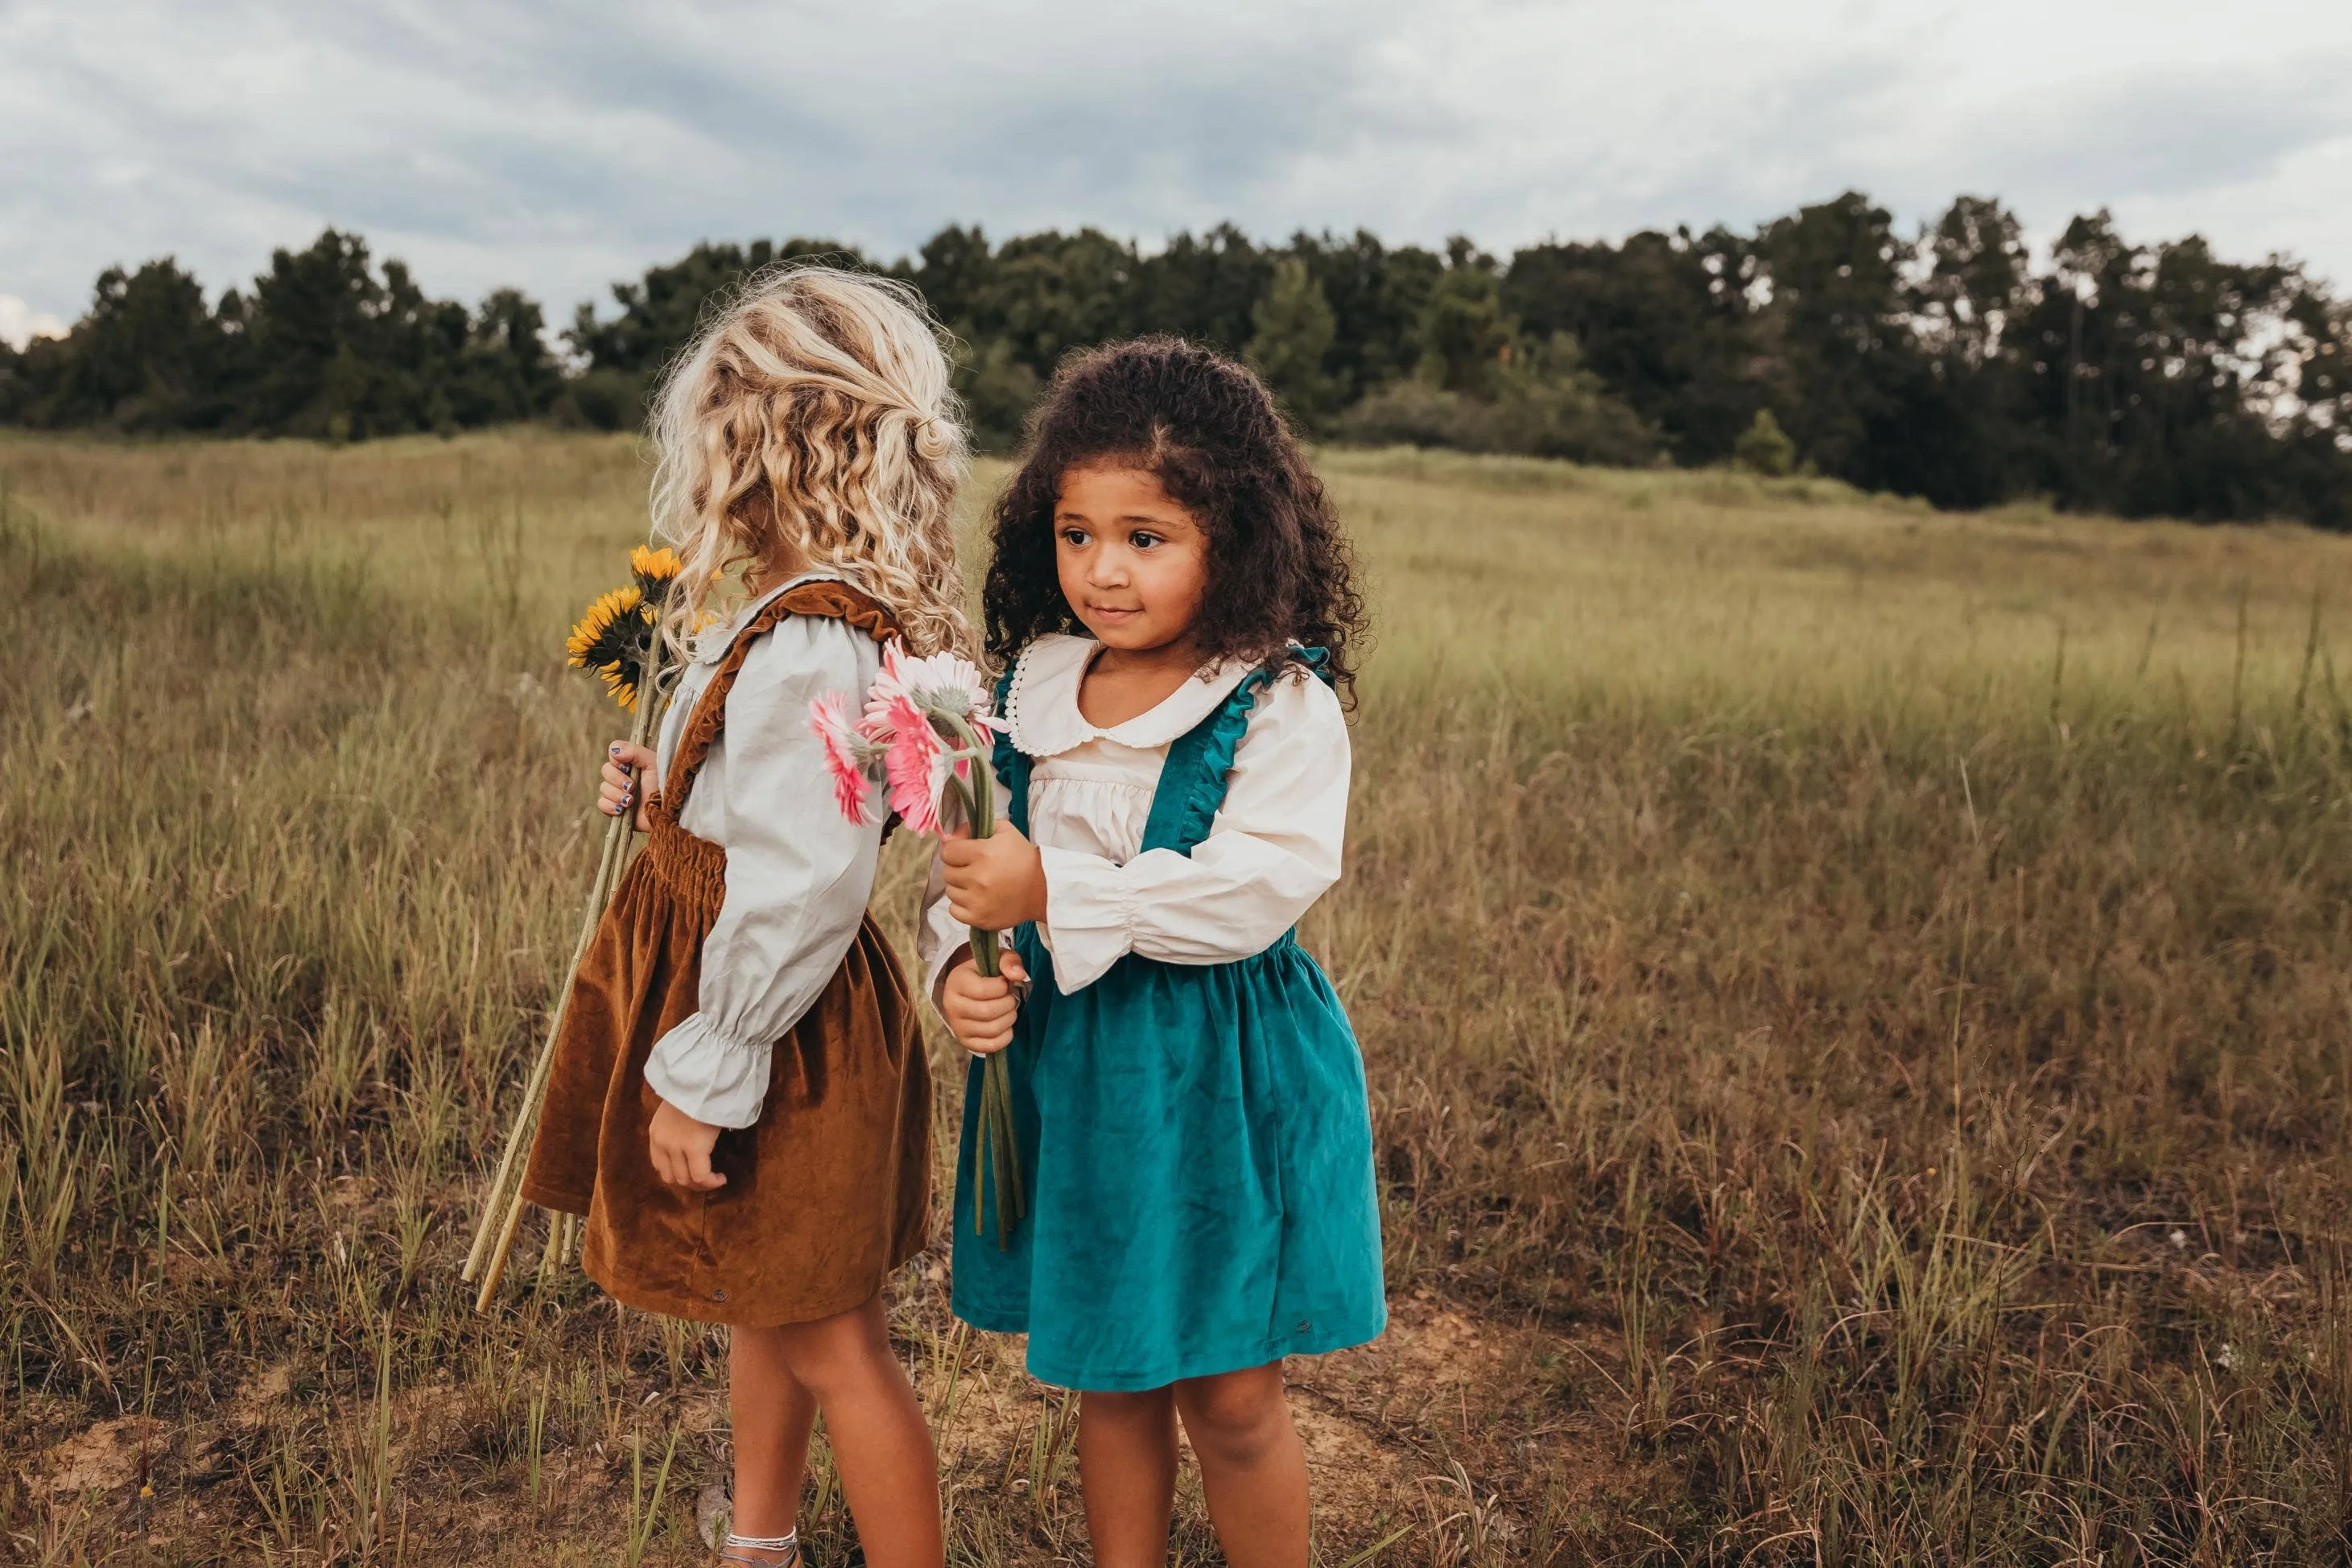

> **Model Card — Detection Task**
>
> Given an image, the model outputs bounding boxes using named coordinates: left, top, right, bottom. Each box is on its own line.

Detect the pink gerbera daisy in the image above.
left=808, top=690, right=882, bottom=823
left=880, top=691, right=951, bottom=835
left=814, top=641, right=1001, bottom=835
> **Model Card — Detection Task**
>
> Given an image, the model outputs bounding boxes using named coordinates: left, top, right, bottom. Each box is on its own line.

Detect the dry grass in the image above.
left=6, top=430, right=2352, bottom=1565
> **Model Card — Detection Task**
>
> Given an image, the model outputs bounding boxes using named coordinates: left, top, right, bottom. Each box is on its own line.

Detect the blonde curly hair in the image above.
left=648, top=265, right=972, bottom=658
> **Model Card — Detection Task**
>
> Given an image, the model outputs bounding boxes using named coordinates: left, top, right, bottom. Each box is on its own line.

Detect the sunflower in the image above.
left=566, top=585, right=654, bottom=710
left=629, top=545, right=683, bottom=596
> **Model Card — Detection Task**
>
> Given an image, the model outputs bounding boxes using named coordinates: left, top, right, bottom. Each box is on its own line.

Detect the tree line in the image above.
left=5, top=193, right=2347, bottom=525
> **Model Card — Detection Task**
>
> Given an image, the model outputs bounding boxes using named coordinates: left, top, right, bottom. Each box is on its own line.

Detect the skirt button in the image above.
left=711, top=1289, right=728, bottom=1303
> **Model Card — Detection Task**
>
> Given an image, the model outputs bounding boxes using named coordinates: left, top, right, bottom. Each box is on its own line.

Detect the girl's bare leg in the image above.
left=728, top=1326, right=818, bottom=1556
left=771, top=1294, right=943, bottom=1568
left=1077, top=1386, right=1180, bottom=1568
left=1174, top=1363, right=1310, bottom=1568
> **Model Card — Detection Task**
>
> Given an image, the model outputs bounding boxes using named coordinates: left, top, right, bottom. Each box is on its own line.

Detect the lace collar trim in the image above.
left=1005, top=633, right=1253, bottom=757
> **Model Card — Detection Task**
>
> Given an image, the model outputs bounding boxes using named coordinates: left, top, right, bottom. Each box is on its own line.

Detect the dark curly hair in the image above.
left=983, top=336, right=1367, bottom=709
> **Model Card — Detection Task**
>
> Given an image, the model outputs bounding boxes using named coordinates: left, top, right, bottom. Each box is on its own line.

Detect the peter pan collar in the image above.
left=1005, top=633, right=1254, bottom=757
left=688, top=570, right=844, bottom=665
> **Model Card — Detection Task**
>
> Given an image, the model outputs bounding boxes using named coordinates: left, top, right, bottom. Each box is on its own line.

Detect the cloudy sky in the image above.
left=4, top=0, right=2350, bottom=345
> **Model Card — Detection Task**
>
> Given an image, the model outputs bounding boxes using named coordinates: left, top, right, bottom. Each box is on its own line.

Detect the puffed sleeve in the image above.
left=642, top=616, right=883, bottom=1128
left=1038, top=671, right=1348, bottom=992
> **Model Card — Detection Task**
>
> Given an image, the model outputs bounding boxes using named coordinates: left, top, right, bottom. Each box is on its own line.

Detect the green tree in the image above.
left=1731, top=408, right=1797, bottom=476
left=1418, top=238, right=1513, bottom=397
left=31, top=258, right=223, bottom=430
left=980, top=228, right=1139, bottom=375
left=241, top=230, right=388, bottom=437
left=1132, top=223, right=1269, bottom=353
left=1245, top=258, right=1341, bottom=427
left=914, top=224, right=995, bottom=332
left=954, top=336, right=1042, bottom=453
left=455, top=287, right=563, bottom=425
left=1290, top=229, right=1442, bottom=398
left=1754, top=191, right=1920, bottom=489
left=1918, top=196, right=2027, bottom=366
left=1502, top=227, right=1767, bottom=464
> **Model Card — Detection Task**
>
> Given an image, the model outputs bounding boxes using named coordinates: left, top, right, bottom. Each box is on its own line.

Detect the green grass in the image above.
left=6, top=430, right=2352, bottom=1564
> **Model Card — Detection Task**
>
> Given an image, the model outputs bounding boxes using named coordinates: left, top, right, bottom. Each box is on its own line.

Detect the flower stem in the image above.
left=940, top=716, right=1025, bottom=1245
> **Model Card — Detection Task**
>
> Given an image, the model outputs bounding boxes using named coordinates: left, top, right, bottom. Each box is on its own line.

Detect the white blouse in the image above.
left=918, top=633, right=1351, bottom=1004
left=641, top=573, right=887, bottom=1130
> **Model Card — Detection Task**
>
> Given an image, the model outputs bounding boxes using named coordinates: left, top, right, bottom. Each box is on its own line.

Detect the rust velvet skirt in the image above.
left=519, top=817, right=931, bottom=1326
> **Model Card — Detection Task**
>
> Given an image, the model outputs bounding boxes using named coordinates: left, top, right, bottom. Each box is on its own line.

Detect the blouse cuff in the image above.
left=1038, top=845, right=1134, bottom=992
left=643, top=1013, right=773, bottom=1130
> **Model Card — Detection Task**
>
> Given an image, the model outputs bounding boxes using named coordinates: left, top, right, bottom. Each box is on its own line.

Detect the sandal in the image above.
left=717, top=1530, right=798, bottom=1566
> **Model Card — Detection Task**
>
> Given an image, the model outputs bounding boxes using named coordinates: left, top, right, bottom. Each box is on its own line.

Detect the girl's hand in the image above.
left=941, top=948, right=1029, bottom=1054
left=599, top=741, right=659, bottom=832
left=940, top=823, right=1049, bottom=930
left=647, top=1099, right=726, bottom=1190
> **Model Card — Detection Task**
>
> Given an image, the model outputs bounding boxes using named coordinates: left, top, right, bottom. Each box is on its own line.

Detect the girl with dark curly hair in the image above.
left=917, top=338, right=1384, bottom=1567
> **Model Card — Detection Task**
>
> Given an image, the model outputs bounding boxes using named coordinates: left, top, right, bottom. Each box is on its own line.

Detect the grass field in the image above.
left=6, top=430, right=2352, bottom=1565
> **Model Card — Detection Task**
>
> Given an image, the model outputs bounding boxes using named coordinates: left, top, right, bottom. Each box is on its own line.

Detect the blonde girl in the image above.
left=521, top=266, right=965, bottom=1568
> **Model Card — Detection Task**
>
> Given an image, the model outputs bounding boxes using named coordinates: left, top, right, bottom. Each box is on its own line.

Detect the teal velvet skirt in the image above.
left=951, top=927, right=1389, bottom=1390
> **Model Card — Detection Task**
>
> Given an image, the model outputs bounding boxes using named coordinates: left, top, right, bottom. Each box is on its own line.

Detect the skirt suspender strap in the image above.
left=652, top=580, right=902, bottom=827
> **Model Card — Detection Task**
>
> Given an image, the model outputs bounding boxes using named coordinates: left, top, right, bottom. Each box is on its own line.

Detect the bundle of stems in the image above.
left=466, top=550, right=682, bottom=1308
left=462, top=653, right=662, bottom=1308
left=940, top=718, right=1025, bottom=1247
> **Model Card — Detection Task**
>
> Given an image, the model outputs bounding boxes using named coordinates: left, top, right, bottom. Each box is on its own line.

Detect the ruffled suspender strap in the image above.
left=651, top=580, right=902, bottom=827
left=1139, top=647, right=1333, bottom=857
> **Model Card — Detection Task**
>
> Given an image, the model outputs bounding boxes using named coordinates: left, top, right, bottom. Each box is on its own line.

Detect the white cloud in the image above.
left=2, top=0, right=2349, bottom=329
left=0, top=295, right=67, bottom=350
